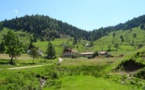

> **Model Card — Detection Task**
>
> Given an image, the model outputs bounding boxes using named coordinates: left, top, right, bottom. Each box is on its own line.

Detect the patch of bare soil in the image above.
left=121, top=60, right=145, bottom=72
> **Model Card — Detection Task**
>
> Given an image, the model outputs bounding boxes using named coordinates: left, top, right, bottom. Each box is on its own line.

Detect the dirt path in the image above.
left=8, top=65, right=44, bottom=70
left=0, top=58, right=62, bottom=70
left=0, top=64, right=46, bottom=70
left=58, top=57, right=63, bottom=63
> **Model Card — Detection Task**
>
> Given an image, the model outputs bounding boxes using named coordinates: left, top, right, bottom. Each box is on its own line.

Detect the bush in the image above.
left=92, top=51, right=98, bottom=58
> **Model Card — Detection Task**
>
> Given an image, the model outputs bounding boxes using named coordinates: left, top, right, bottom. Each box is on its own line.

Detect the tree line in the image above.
left=90, top=15, right=145, bottom=40
left=0, top=31, right=56, bottom=64
left=1, top=14, right=89, bottom=40
left=1, top=14, right=145, bottom=41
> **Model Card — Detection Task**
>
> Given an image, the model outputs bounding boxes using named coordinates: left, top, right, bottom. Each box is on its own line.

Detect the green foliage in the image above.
left=0, top=69, right=40, bottom=90
left=29, top=47, right=39, bottom=63
left=55, top=76, right=133, bottom=90
left=90, top=40, right=93, bottom=47
left=140, top=24, right=145, bottom=30
left=64, top=44, right=73, bottom=49
left=2, top=15, right=89, bottom=40
left=113, top=32, right=115, bottom=37
left=0, top=22, right=3, bottom=30
left=73, top=36, right=77, bottom=45
left=92, top=27, right=145, bottom=51
left=133, top=33, right=137, bottom=38
left=3, top=31, right=23, bottom=64
left=120, top=35, right=124, bottom=42
left=28, top=42, right=34, bottom=49
left=0, top=41, right=5, bottom=53
left=114, top=43, right=119, bottom=51
left=33, top=34, right=37, bottom=42
left=46, top=42, right=56, bottom=59
left=134, top=68, right=145, bottom=79
left=115, top=47, right=145, bottom=72
left=92, top=51, right=98, bottom=58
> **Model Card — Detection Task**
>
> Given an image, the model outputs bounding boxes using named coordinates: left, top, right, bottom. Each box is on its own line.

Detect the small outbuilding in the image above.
left=80, top=52, right=94, bottom=58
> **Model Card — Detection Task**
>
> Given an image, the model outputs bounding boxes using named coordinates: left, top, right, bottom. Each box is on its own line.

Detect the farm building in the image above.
left=62, top=48, right=78, bottom=58
left=80, top=52, right=94, bottom=58
left=98, top=51, right=108, bottom=55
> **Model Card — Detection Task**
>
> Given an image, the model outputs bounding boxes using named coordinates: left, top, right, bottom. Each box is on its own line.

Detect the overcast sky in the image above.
left=0, top=0, right=145, bottom=31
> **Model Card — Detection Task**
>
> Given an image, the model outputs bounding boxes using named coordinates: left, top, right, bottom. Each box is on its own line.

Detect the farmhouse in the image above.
left=62, top=48, right=78, bottom=58
left=80, top=52, right=94, bottom=58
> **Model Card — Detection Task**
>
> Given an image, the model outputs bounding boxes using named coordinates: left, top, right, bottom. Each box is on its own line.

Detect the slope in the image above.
left=91, top=27, right=145, bottom=51
left=1, top=15, right=89, bottom=40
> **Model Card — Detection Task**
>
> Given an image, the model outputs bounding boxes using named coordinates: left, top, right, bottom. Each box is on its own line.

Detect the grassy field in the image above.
left=0, top=54, right=56, bottom=68
left=33, top=38, right=69, bottom=56
left=60, top=57, right=122, bottom=66
left=44, top=76, right=133, bottom=90
left=92, top=27, right=145, bottom=51
left=1, top=27, right=145, bottom=90
left=0, top=52, right=145, bottom=89
left=55, top=76, right=133, bottom=90
left=33, top=38, right=90, bottom=57
left=0, top=28, right=32, bottom=44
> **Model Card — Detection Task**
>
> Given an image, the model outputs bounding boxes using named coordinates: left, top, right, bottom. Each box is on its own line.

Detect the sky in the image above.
left=0, top=0, right=145, bottom=31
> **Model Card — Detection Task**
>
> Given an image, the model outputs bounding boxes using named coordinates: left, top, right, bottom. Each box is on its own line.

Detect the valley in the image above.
left=0, top=14, right=145, bottom=90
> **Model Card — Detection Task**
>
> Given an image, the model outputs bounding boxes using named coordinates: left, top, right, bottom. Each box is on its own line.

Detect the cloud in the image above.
left=14, top=9, right=19, bottom=14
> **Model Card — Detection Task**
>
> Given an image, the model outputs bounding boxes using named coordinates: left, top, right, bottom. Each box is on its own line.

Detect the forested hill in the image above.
left=1, top=14, right=145, bottom=41
left=90, top=15, right=145, bottom=40
left=0, top=15, right=89, bottom=40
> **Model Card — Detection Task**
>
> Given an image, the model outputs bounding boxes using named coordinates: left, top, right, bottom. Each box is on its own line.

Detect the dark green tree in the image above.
left=133, top=33, right=137, bottom=38
left=90, top=40, right=93, bottom=47
left=33, top=34, right=37, bottom=42
left=92, top=51, right=98, bottom=58
left=73, top=37, right=77, bottom=45
left=113, top=32, right=115, bottom=37
left=0, top=23, right=3, bottom=30
left=30, top=47, right=39, bottom=63
left=46, top=42, right=56, bottom=59
left=28, top=42, right=34, bottom=49
left=0, top=41, right=5, bottom=53
left=120, top=35, right=124, bottom=42
left=4, top=31, right=23, bottom=64
left=140, top=24, right=145, bottom=30
left=107, top=44, right=111, bottom=51
left=114, top=43, right=119, bottom=51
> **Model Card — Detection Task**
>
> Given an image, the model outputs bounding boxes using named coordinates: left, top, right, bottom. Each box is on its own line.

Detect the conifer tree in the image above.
left=46, top=41, right=56, bottom=59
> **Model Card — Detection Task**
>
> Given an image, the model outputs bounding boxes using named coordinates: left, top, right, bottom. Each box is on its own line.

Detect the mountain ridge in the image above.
left=0, top=14, right=145, bottom=40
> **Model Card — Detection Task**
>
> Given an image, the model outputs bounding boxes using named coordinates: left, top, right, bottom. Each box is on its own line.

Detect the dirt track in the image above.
left=8, top=65, right=44, bottom=70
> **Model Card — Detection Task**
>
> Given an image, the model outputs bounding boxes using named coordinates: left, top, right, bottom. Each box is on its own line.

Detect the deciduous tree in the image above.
left=30, top=47, right=39, bottom=63
left=4, top=31, right=23, bottom=64
left=0, top=41, right=5, bottom=53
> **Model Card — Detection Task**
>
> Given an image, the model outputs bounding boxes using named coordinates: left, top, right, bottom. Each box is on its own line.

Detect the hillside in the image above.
left=90, top=14, right=145, bottom=40
left=0, top=15, right=89, bottom=40
left=0, top=28, right=33, bottom=52
left=91, top=27, right=145, bottom=52
left=0, top=14, right=145, bottom=57
left=1, top=14, right=145, bottom=41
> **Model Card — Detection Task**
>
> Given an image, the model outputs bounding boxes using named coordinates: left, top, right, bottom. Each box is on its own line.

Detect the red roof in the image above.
left=63, top=48, right=78, bottom=53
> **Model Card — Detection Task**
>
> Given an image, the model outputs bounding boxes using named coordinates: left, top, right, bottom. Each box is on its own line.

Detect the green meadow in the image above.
left=1, top=27, right=145, bottom=90
left=92, top=27, right=145, bottom=51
